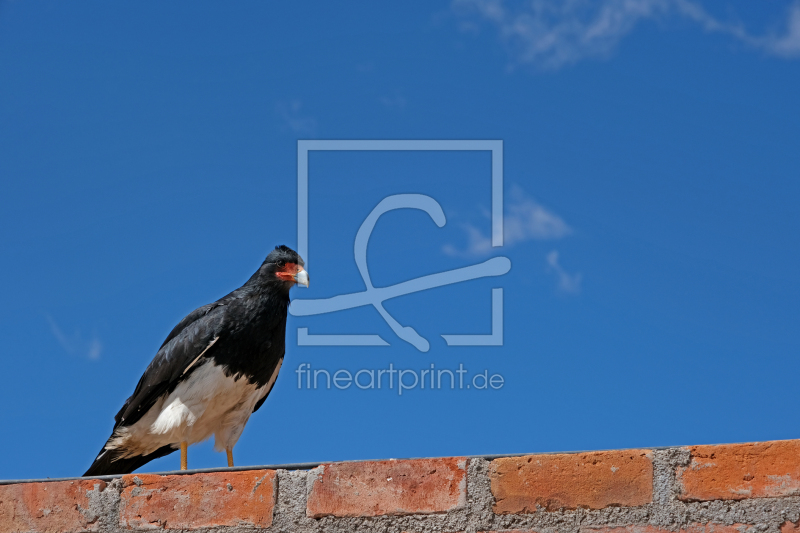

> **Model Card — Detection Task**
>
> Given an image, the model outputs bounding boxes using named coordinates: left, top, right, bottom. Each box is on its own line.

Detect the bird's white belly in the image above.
left=108, top=359, right=281, bottom=458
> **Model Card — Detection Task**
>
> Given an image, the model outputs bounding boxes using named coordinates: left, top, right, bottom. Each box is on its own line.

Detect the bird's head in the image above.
left=260, top=245, right=309, bottom=289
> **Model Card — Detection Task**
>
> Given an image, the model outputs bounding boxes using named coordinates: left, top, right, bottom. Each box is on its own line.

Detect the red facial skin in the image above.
left=275, top=262, right=302, bottom=282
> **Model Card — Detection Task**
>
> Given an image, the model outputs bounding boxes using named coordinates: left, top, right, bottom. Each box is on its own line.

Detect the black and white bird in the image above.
left=84, top=245, right=308, bottom=476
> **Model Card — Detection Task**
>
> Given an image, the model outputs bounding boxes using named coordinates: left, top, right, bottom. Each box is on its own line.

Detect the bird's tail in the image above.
left=84, top=443, right=176, bottom=477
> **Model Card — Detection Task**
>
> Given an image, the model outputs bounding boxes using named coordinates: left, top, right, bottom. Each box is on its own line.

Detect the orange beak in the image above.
left=276, top=263, right=309, bottom=287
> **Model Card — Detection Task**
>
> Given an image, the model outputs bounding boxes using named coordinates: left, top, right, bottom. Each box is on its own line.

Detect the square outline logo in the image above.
left=293, top=139, right=506, bottom=350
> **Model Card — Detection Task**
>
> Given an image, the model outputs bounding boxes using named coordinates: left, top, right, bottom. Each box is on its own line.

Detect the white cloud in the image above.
left=46, top=315, right=103, bottom=360
left=767, top=3, right=800, bottom=57
left=87, top=337, right=103, bottom=360
left=546, top=250, right=582, bottom=293
left=444, top=185, right=570, bottom=256
left=506, top=185, right=571, bottom=241
left=453, top=0, right=800, bottom=68
left=276, top=100, right=318, bottom=135
left=443, top=186, right=582, bottom=293
left=379, top=94, right=407, bottom=108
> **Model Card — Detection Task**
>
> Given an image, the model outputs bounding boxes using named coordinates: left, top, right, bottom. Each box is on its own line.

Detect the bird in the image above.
left=84, top=245, right=308, bottom=476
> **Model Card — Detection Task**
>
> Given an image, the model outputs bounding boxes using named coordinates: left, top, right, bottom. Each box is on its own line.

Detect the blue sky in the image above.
left=1, top=1, right=799, bottom=480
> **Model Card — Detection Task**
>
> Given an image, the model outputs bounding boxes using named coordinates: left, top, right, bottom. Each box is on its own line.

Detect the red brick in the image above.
left=583, top=525, right=756, bottom=533
left=119, top=470, right=275, bottom=530
left=677, top=440, right=800, bottom=501
left=306, top=457, right=468, bottom=518
left=0, top=479, right=106, bottom=533
left=781, top=520, right=800, bottom=533
left=490, top=450, right=653, bottom=513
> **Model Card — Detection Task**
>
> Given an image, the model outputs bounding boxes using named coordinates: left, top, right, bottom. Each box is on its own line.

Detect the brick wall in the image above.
left=3, top=440, right=800, bottom=532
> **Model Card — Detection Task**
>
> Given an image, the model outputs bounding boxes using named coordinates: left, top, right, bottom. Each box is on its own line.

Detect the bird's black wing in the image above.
left=84, top=444, right=175, bottom=477
left=112, top=300, right=228, bottom=429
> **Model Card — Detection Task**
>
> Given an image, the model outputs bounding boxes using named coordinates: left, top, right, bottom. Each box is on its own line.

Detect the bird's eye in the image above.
left=276, top=261, right=285, bottom=269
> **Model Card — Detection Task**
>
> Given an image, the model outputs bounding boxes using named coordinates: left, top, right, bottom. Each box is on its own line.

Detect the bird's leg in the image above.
left=226, top=447, right=234, bottom=468
left=180, top=441, right=188, bottom=470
